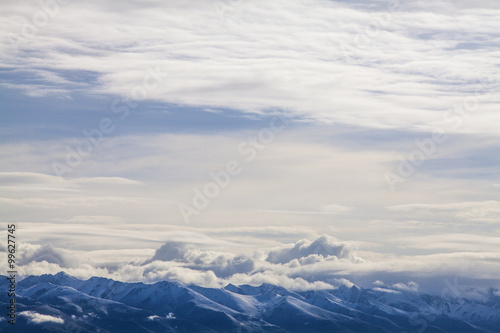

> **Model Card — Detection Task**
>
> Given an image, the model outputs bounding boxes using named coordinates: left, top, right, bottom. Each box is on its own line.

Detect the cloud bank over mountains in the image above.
left=5, top=232, right=499, bottom=296
left=1, top=0, right=499, bottom=319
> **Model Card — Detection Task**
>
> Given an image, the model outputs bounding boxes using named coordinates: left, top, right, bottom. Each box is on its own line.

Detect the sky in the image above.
left=0, top=0, right=499, bottom=296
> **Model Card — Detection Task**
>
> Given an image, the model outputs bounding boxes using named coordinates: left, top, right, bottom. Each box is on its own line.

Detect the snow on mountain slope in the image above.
left=1, top=272, right=499, bottom=333
left=191, top=284, right=261, bottom=316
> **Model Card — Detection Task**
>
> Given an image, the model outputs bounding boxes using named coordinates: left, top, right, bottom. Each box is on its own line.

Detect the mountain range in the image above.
left=1, top=272, right=499, bottom=332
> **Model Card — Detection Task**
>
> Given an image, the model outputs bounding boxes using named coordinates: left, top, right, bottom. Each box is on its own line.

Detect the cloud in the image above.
left=387, top=201, right=500, bottom=224
left=228, top=271, right=335, bottom=291
left=0, top=172, right=140, bottom=189
left=395, top=234, right=500, bottom=252
left=0, top=196, right=141, bottom=208
left=392, top=281, right=419, bottom=292
left=372, top=280, right=419, bottom=292
left=146, top=241, right=255, bottom=278
left=320, top=203, right=354, bottom=214
left=7, top=232, right=499, bottom=295
left=73, top=177, right=142, bottom=185
left=148, top=241, right=188, bottom=262
left=2, top=0, right=499, bottom=135
left=18, top=244, right=74, bottom=267
left=144, top=266, right=221, bottom=288
left=65, top=215, right=125, bottom=224
left=0, top=129, right=495, bottom=234
left=266, top=235, right=355, bottom=264
left=5, top=222, right=499, bottom=295
left=19, top=311, right=64, bottom=324
left=1, top=0, right=498, bottom=302
left=0, top=172, right=62, bottom=185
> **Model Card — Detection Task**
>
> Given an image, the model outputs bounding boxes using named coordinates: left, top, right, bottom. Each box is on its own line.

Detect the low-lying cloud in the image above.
left=19, top=311, right=64, bottom=325
left=266, top=235, right=356, bottom=264
left=146, top=241, right=255, bottom=278
left=7, top=233, right=500, bottom=295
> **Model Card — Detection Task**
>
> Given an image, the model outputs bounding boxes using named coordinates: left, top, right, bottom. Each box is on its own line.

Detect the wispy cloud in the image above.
left=1, top=0, right=499, bottom=134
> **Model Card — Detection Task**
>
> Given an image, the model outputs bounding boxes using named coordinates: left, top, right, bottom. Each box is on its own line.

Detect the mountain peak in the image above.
left=224, top=283, right=243, bottom=294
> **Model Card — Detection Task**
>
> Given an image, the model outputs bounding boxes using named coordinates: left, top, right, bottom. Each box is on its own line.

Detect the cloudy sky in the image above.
left=0, top=0, right=499, bottom=296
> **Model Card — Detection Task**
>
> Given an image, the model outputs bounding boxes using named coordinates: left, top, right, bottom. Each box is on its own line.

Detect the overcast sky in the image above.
left=0, top=0, right=499, bottom=295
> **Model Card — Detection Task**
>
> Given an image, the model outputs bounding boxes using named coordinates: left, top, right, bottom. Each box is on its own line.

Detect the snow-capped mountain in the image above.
left=1, top=272, right=499, bottom=332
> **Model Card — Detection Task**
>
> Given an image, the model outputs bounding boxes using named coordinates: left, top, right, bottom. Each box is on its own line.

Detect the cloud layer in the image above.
left=1, top=0, right=499, bottom=134
left=5, top=232, right=499, bottom=296
left=1, top=0, right=499, bottom=302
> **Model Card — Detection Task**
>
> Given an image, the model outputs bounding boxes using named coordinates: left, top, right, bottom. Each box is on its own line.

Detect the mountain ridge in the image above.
left=1, top=272, right=499, bottom=332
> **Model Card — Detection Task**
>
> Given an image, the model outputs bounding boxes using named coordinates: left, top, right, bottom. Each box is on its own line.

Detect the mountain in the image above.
left=1, top=272, right=499, bottom=332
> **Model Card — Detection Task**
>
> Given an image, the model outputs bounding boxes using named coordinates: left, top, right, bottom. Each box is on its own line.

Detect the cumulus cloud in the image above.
left=18, top=244, right=74, bottom=268
left=144, top=266, right=221, bottom=288
left=266, top=235, right=355, bottom=264
left=7, top=232, right=500, bottom=294
left=146, top=241, right=255, bottom=277
left=19, top=311, right=64, bottom=324
left=148, top=242, right=188, bottom=262
left=8, top=235, right=363, bottom=290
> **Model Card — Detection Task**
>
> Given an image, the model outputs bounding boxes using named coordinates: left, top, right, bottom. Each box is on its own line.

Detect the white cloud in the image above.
left=395, top=234, right=500, bottom=252
left=266, top=235, right=356, bottom=264
left=146, top=241, right=255, bottom=277
left=372, top=287, right=400, bottom=294
left=0, top=130, right=496, bottom=235
left=65, top=215, right=125, bottom=224
left=391, top=281, right=419, bottom=292
left=320, top=203, right=354, bottom=214
left=387, top=201, right=500, bottom=224
left=18, top=244, right=73, bottom=267
left=72, top=177, right=142, bottom=185
left=1, top=0, right=499, bottom=134
left=228, top=271, right=335, bottom=291
left=7, top=232, right=498, bottom=296
left=19, top=311, right=64, bottom=324
left=144, top=266, right=221, bottom=287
